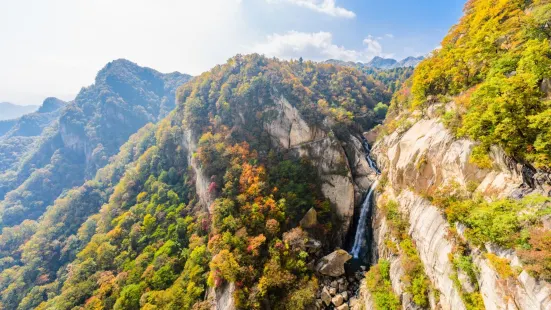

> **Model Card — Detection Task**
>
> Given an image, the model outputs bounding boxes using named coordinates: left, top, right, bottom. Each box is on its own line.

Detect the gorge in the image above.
left=1, top=0, right=551, bottom=309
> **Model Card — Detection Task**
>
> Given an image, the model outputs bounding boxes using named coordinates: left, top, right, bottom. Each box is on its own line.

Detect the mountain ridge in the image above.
left=0, top=59, right=191, bottom=229
left=325, top=55, right=424, bottom=69
left=0, top=102, right=39, bottom=121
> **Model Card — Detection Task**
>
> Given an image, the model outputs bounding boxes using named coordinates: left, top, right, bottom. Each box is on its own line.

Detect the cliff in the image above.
left=357, top=108, right=551, bottom=310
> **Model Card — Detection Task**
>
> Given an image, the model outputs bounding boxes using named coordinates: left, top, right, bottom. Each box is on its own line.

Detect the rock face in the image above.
left=300, top=207, right=318, bottom=229
left=264, top=95, right=357, bottom=244
left=183, top=130, right=215, bottom=211
left=208, top=282, right=236, bottom=310
left=188, top=95, right=359, bottom=246
left=375, top=118, right=524, bottom=197
left=316, top=250, right=352, bottom=277
left=361, top=115, right=551, bottom=310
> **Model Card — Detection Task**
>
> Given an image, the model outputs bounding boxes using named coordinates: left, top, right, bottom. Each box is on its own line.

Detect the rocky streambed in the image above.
left=312, top=249, right=365, bottom=309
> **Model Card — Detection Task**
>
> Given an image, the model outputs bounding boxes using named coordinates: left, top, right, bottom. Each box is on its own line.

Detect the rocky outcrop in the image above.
left=263, top=96, right=327, bottom=149
left=342, top=134, right=375, bottom=191
left=264, top=95, right=357, bottom=244
left=471, top=245, right=551, bottom=310
left=183, top=130, right=214, bottom=211
left=208, top=282, right=236, bottom=310
left=363, top=115, right=551, bottom=310
left=541, top=78, right=551, bottom=98
left=300, top=207, right=318, bottom=229
left=316, top=250, right=352, bottom=277
left=374, top=118, right=524, bottom=197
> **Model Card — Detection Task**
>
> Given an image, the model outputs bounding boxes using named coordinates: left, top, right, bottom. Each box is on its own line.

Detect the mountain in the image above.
left=354, top=0, right=551, bottom=309
left=1, top=0, right=551, bottom=308
left=37, top=97, right=66, bottom=113
left=324, top=59, right=416, bottom=94
left=366, top=56, right=398, bottom=69
left=1, top=97, right=66, bottom=139
left=0, top=59, right=191, bottom=229
left=0, top=97, right=67, bottom=174
left=0, top=103, right=38, bottom=120
left=0, top=54, right=390, bottom=310
left=0, top=120, right=17, bottom=137
left=326, top=55, right=424, bottom=70
left=396, top=55, right=424, bottom=67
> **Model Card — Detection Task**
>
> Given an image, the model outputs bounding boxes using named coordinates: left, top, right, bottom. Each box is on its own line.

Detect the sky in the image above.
left=0, top=0, right=465, bottom=106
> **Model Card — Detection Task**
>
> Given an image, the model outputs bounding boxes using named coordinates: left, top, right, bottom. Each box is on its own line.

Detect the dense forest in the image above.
left=0, top=55, right=394, bottom=309
left=0, top=60, right=191, bottom=229
left=1, top=0, right=550, bottom=308
left=402, top=0, right=551, bottom=169
left=0, top=97, right=66, bottom=173
left=376, top=0, right=551, bottom=307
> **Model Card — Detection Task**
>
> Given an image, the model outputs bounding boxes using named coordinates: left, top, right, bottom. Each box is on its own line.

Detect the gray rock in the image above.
left=321, top=287, right=332, bottom=306
left=316, top=250, right=352, bottom=277
left=300, top=207, right=318, bottom=229
left=338, top=282, right=348, bottom=292
left=458, top=271, right=476, bottom=294
left=342, top=291, right=349, bottom=301
left=336, top=304, right=349, bottom=310
left=332, top=294, right=344, bottom=307
left=306, top=239, right=322, bottom=252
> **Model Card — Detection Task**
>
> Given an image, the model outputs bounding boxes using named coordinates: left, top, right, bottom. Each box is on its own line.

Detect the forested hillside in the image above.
left=0, top=60, right=191, bottom=229
left=324, top=59, right=416, bottom=94
left=361, top=0, right=551, bottom=309
left=404, top=0, right=551, bottom=168
left=2, top=0, right=550, bottom=309
left=0, top=54, right=390, bottom=309
left=0, top=97, right=67, bottom=173
left=0, top=103, right=38, bottom=121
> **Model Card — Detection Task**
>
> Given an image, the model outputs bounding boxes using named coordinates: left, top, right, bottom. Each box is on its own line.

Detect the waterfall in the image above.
left=362, top=139, right=380, bottom=175
left=350, top=138, right=380, bottom=258
left=350, top=179, right=378, bottom=258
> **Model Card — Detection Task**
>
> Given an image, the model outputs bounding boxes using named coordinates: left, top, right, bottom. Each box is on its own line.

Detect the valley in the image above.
left=0, top=0, right=550, bottom=309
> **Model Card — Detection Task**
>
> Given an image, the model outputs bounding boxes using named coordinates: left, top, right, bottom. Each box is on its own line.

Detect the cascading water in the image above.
left=350, top=180, right=378, bottom=258
left=361, top=139, right=380, bottom=175
left=350, top=138, right=381, bottom=258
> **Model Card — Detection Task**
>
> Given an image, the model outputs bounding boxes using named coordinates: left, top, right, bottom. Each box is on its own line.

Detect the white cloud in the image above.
left=251, top=31, right=359, bottom=61
left=363, top=35, right=383, bottom=58
left=385, top=33, right=394, bottom=39
left=267, top=0, right=355, bottom=18
left=251, top=31, right=389, bottom=62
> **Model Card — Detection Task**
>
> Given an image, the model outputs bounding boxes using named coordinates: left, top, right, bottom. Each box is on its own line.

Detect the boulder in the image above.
left=337, top=304, right=349, bottom=310
left=332, top=294, right=344, bottom=307
left=305, top=238, right=322, bottom=252
left=316, top=249, right=352, bottom=277
left=300, top=207, right=318, bottom=229
left=321, top=287, right=332, bottom=306
left=349, top=297, right=358, bottom=308
left=338, top=282, right=348, bottom=292
left=342, top=291, right=349, bottom=301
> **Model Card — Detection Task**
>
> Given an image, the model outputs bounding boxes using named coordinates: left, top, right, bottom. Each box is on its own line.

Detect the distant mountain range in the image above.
left=0, top=97, right=67, bottom=173
left=325, top=55, right=424, bottom=70
left=0, top=102, right=39, bottom=120
left=0, top=59, right=191, bottom=229
left=0, top=97, right=67, bottom=138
